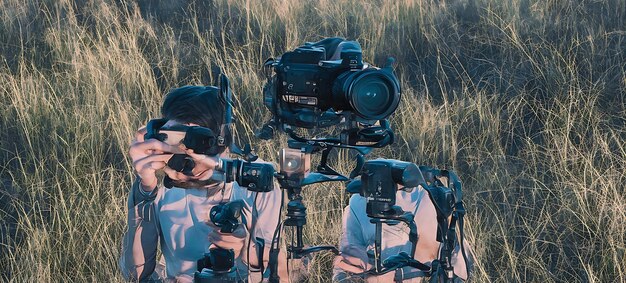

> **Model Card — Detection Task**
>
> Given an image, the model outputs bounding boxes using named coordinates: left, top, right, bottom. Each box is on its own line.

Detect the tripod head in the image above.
left=346, top=159, right=424, bottom=276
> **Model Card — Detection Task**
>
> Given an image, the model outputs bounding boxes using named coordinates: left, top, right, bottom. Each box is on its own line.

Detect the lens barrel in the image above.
left=334, top=69, right=400, bottom=121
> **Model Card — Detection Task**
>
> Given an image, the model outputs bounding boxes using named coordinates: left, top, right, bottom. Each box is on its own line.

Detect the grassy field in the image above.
left=0, top=0, right=625, bottom=282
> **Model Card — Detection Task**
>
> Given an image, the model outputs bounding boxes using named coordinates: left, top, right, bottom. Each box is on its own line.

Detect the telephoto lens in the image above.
left=332, top=68, right=401, bottom=121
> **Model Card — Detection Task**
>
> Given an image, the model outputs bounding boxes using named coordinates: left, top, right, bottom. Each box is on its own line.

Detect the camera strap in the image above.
left=255, top=237, right=265, bottom=277
left=218, top=73, right=233, bottom=148
left=436, top=170, right=470, bottom=281
left=417, top=168, right=471, bottom=281
left=445, top=170, right=471, bottom=280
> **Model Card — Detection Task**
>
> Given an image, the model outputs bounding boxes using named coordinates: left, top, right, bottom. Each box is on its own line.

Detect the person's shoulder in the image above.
left=347, top=193, right=366, bottom=210
left=397, top=186, right=428, bottom=202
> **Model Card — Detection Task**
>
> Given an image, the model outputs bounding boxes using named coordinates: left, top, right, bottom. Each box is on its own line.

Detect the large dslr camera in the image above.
left=259, top=37, right=401, bottom=144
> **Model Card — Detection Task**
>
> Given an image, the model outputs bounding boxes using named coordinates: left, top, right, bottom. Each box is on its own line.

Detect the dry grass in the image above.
left=0, top=0, right=625, bottom=282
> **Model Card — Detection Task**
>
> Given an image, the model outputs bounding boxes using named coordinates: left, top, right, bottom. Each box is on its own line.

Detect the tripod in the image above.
left=283, top=184, right=339, bottom=260
left=345, top=164, right=470, bottom=283
left=358, top=206, right=431, bottom=278
left=267, top=183, right=341, bottom=283
left=267, top=141, right=364, bottom=282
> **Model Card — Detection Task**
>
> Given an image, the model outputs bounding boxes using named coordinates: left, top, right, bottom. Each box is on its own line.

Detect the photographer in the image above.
left=119, top=85, right=286, bottom=282
left=333, top=184, right=473, bottom=282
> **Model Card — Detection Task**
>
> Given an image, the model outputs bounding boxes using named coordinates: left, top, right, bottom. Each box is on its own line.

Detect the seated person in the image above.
left=119, top=82, right=287, bottom=282
left=333, top=174, right=474, bottom=282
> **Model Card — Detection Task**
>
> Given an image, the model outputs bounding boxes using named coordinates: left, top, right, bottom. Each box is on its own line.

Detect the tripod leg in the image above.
left=374, top=222, right=383, bottom=273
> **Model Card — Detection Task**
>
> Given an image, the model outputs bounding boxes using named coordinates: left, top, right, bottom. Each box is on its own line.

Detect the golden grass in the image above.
left=0, top=0, right=624, bottom=282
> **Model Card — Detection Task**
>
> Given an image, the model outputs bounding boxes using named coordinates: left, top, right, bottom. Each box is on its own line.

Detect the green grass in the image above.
left=0, top=0, right=625, bottom=282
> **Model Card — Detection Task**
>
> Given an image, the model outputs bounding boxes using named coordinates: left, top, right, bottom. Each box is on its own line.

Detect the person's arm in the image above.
left=333, top=195, right=372, bottom=282
left=119, top=178, right=161, bottom=281
left=119, top=125, right=186, bottom=281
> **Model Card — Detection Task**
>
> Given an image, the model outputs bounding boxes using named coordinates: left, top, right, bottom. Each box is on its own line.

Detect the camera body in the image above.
left=262, top=38, right=401, bottom=130
left=218, top=158, right=276, bottom=192
left=359, top=159, right=420, bottom=218
left=144, top=119, right=227, bottom=175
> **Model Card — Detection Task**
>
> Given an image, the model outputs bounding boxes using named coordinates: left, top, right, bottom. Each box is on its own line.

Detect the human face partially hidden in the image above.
left=160, top=120, right=229, bottom=189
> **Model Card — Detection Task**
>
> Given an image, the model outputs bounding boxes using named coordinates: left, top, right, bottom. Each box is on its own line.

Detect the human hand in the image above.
left=333, top=245, right=372, bottom=274
left=334, top=245, right=400, bottom=282
left=183, top=149, right=220, bottom=181
left=128, top=126, right=185, bottom=191
left=207, top=223, right=248, bottom=259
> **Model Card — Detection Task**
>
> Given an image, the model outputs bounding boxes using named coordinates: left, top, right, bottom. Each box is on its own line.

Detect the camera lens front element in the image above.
left=279, top=148, right=311, bottom=178
left=348, top=71, right=399, bottom=121
left=351, top=79, right=391, bottom=116
left=284, top=158, right=301, bottom=172
left=334, top=69, right=400, bottom=121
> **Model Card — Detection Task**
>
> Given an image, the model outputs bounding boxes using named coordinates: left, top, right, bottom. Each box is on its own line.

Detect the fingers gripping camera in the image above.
left=143, top=118, right=276, bottom=191
left=144, top=118, right=226, bottom=175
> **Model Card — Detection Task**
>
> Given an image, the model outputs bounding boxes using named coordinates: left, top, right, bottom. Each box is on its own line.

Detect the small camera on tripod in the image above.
left=217, top=158, right=276, bottom=192
left=195, top=200, right=246, bottom=283
left=344, top=159, right=424, bottom=276
left=356, top=159, right=421, bottom=218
